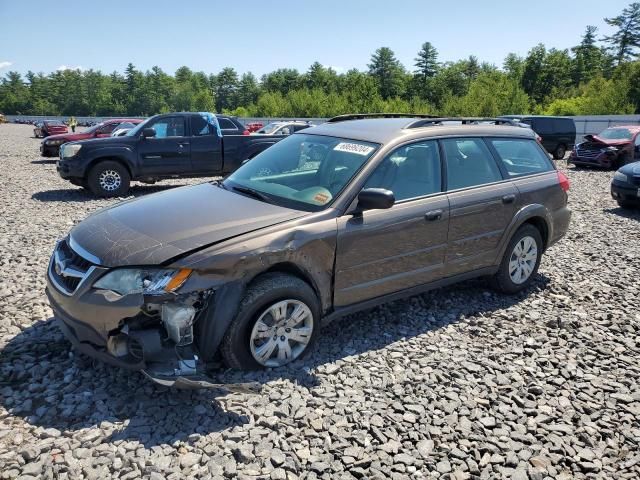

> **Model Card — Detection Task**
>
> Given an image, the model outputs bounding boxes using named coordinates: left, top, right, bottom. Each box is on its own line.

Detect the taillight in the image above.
left=242, top=129, right=250, bottom=136
left=557, top=171, right=570, bottom=192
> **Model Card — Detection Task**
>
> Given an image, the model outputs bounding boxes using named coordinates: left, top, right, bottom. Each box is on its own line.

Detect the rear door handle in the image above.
left=502, top=194, right=516, bottom=204
left=425, top=209, right=443, bottom=221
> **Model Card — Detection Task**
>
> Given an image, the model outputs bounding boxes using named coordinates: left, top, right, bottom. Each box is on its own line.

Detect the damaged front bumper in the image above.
left=45, top=239, right=259, bottom=392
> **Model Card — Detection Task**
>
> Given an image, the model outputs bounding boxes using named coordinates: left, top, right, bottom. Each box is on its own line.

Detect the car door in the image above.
left=189, top=114, right=223, bottom=174
left=334, top=140, right=449, bottom=307
left=137, top=115, right=191, bottom=176
left=442, top=137, right=518, bottom=275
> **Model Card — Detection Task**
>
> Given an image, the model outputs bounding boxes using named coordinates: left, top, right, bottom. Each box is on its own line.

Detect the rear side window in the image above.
left=191, top=115, right=213, bottom=136
left=218, top=118, right=238, bottom=130
left=489, top=139, right=553, bottom=177
left=532, top=118, right=554, bottom=135
left=442, top=138, right=503, bottom=190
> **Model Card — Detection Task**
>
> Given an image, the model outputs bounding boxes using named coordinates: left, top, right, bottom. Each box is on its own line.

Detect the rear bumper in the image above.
left=549, top=205, right=571, bottom=248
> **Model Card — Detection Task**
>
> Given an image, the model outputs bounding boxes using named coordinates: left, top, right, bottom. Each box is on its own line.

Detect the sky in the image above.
left=0, top=0, right=632, bottom=77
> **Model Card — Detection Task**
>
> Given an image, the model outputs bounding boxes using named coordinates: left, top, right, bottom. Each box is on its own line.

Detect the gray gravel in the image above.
left=1, top=123, right=639, bottom=479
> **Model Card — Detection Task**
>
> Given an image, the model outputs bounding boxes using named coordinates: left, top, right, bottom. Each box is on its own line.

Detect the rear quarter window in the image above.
left=218, top=118, right=239, bottom=130
left=488, top=138, right=554, bottom=177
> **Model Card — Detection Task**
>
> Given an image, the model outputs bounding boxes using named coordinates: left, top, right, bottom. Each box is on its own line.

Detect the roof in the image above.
left=501, top=115, right=573, bottom=120
left=305, top=117, right=537, bottom=145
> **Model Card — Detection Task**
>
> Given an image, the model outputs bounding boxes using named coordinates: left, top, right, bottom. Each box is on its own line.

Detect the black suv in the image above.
left=501, top=116, right=576, bottom=160
left=46, top=115, right=571, bottom=388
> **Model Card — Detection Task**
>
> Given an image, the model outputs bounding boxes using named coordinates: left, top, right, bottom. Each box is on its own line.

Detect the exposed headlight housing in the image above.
left=613, top=171, right=629, bottom=183
left=61, top=143, right=82, bottom=158
left=93, top=268, right=192, bottom=296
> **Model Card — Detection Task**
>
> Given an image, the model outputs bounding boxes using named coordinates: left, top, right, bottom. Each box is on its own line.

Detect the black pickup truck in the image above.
left=56, top=112, right=283, bottom=196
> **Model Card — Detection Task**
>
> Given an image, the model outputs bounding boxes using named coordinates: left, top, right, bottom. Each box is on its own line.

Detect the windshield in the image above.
left=82, top=122, right=105, bottom=134
left=46, top=120, right=64, bottom=126
left=599, top=128, right=633, bottom=140
left=256, top=122, right=283, bottom=134
left=224, top=134, right=379, bottom=211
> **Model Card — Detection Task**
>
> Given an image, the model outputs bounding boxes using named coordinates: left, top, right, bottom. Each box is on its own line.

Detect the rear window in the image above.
left=218, top=118, right=238, bottom=130
left=489, top=138, right=553, bottom=177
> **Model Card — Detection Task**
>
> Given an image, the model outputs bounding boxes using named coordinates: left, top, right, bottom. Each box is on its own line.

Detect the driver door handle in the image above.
left=425, top=209, right=443, bottom=221
left=502, top=194, right=516, bottom=204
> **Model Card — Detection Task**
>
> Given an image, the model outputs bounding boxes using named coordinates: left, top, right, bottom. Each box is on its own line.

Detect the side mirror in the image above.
left=357, top=188, right=395, bottom=211
left=142, top=127, right=156, bottom=138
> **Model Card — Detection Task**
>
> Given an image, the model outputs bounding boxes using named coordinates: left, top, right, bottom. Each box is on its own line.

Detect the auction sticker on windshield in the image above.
left=334, top=142, right=375, bottom=156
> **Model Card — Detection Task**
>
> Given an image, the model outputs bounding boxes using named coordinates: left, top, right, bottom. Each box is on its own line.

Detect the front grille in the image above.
left=575, top=146, right=602, bottom=159
left=49, top=239, right=95, bottom=295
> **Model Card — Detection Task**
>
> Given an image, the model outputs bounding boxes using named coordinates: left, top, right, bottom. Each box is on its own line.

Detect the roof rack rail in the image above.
left=327, top=113, right=439, bottom=123
left=406, top=117, right=518, bottom=129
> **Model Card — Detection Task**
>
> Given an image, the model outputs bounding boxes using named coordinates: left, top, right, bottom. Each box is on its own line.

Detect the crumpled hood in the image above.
left=70, top=183, right=307, bottom=267
left=583, top=134, right=632, bottom=146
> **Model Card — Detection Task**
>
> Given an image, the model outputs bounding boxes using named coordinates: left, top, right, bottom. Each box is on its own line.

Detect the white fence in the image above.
left=6, top=114, right=640, bottom=143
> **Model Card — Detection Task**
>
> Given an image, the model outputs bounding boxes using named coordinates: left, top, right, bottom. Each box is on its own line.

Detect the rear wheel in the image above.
left=220, top=273, right=320, bottom=369
left=491, top=224, right=543, bottom=294
left=88, top=161, right=131, bottom=197
left=553, top=144, right=566, bottom=160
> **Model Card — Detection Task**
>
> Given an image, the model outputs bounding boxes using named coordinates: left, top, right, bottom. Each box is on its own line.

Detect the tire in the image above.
left=553, top=144, right=566, bottom=160
left=87, top=161, right=131, bottom=197
left=220, top=273, right=321, bottom=370
left=491, top=224, right=543, bottom=294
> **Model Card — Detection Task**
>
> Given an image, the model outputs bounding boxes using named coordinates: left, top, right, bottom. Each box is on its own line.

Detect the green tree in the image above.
left=572, top=26, right=605, bottom=84
left=603, top=2, right=640, bottom=64
left=368, top=47, right=405, bottom=99
left=414, top=42, right=439, bottom=79
left=215, top=67, right=239, bottom=112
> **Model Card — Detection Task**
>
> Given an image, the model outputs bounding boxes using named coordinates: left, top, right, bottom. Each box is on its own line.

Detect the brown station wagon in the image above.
left=46, top=114, right=571, bottom=388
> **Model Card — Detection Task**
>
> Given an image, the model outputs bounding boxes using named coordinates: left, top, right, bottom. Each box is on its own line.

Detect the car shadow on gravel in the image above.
left=31, top=159, right=58, bottom=165
left=31, top=184, right=187, bottom=203
left=603, top=206, right=640, bottom=220
left=0, top=274, right=549, bottom=448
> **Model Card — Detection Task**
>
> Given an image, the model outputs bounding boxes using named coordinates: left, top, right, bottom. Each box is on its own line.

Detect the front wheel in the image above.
left=491, top=224, right=543, bottom=294
left=220, top=273, right=320, bottom=369
left=87, top=161, right=131, bottom=197
left=617, top=199, right=637, bottom=209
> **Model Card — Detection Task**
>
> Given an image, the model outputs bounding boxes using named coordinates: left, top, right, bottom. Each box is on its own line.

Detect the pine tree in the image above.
left=368, top=47, right=405, bottom=99
left=414, top=42, right=439, bottom=78
left=603, top=2, right=640, bottom=64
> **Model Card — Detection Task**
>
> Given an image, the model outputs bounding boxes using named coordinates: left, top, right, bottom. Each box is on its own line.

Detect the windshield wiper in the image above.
left=231, top=185, right=272, bottom=203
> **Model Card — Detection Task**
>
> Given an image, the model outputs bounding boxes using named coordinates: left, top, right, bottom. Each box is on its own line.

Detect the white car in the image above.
left=253, top=121, right=312, bottom=136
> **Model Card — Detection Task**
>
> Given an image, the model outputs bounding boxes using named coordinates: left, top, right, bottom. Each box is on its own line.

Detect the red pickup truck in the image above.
left=40, top=118, right=143, bottom=157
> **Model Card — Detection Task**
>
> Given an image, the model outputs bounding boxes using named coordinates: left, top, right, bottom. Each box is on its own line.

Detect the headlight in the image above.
left=61, top=144, right=82, bottom=158
left=93, top=268, right=192, bottom=296
left=46, top=139, right=64, bottom=146
left=605, top=146, right=620, bottom=152
left=613, top=171, right=629, bottom=183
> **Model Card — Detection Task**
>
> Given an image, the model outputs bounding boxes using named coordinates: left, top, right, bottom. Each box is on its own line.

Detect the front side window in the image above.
left=489, top=138, right=553, bottom=177
left=97, top=123, right=117, bottom=134
left=150, top=117, right=185, bottom=138
left=365, top=140, right=441, bottom=201
left=224, top=134, right=378, bottom=211
left=442, top=138, right=503, bottom=190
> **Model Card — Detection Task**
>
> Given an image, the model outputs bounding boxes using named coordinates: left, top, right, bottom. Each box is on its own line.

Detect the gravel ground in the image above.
left=0, top=123, right=639, bottom=480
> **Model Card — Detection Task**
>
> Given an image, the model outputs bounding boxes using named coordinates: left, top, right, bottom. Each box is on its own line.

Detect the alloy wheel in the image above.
left=98, top=169, right=122, bottom=192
